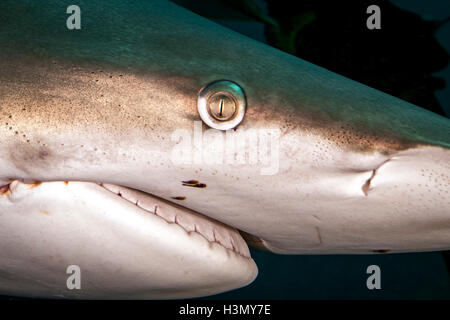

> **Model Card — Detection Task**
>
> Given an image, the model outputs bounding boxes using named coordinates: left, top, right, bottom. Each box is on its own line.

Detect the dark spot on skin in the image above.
left=182, top=180, right=198, bottom=185
left=39, top=150, right=49, bottom=158
left=189, top=183, right=206, bottom=188
left=171, top=196, right=186, bottom=200
left=372, top=249, right=391, bottom=253
left=64, top=181, right=69, bottom=186
left=182, top=180, right=206, bottom=188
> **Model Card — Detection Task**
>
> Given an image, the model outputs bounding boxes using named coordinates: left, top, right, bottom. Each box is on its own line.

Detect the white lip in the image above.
left=0, top=180, right=257, bottom=299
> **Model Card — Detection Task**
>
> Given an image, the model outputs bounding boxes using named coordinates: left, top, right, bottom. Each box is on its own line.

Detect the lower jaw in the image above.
left=0, top=179, right=259, bottom=298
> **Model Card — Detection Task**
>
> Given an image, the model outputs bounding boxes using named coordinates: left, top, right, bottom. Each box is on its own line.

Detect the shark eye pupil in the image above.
left=208, top=93, right=236, bottom=121
left=197, top=80, right=246, bottom=130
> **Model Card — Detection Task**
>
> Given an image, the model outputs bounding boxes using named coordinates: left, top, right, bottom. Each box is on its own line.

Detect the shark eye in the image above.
left=197, top=80, right=246, bottom=130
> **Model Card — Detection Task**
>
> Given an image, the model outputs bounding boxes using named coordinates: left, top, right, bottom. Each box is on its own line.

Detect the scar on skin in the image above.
left=315, top=226, right=323, bottom=245
left=171, top=196, right=186, bottom=200
left=362, top=159, right=390, bottom=196
left=182, top=180, right=206, bottom=188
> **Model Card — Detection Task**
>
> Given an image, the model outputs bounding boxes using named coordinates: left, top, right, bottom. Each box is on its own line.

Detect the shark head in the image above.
left=0, top=0, right=449, bottom=298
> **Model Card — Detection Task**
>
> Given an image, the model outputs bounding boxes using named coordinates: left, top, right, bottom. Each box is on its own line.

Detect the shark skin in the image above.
left=0, top=0, right=449, bottom=298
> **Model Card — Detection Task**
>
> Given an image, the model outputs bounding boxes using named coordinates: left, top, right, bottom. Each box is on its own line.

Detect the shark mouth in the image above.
left=0, top=180, right=257, bottom=299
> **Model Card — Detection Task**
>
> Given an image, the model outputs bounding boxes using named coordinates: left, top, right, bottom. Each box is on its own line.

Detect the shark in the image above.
left=0, top=0, right=449, bottom=299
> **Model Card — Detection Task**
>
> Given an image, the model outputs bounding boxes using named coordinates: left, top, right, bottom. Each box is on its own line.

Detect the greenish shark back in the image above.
left=0, top=0, right=449, bottom=156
